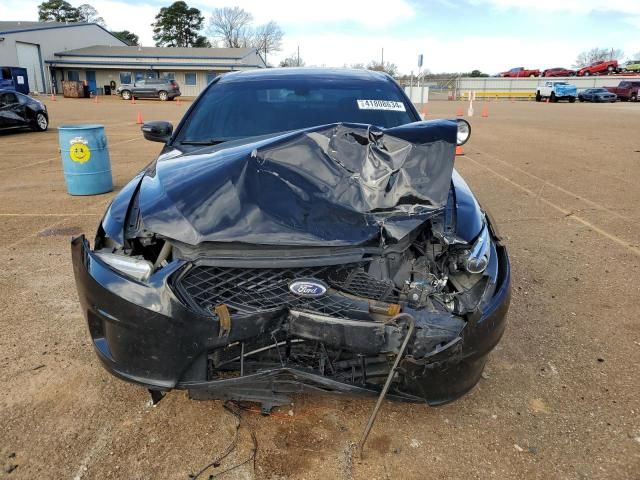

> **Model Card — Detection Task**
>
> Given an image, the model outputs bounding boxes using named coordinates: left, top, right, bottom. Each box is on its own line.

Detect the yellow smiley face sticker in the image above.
left=70, top=142, right=91, bottom=163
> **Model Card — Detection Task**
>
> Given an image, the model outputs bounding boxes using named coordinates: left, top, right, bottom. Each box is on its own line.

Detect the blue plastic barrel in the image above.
left=58, top=124, right=113, bottom=195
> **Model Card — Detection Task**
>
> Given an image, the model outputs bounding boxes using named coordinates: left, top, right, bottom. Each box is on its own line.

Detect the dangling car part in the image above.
left=72, top=69, right=510, bottom=412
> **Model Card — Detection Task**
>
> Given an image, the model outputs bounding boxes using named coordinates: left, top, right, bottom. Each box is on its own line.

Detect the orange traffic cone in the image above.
left=176, top=97, right=181, bottom=105
left=131, top=95, right=136, bottom=105
left=50, top=93, right=56, bottom=101
left=455, top=145, right=464, bottom=155
left=481, top=106, right=489, bottom=118
left=422, top=105, right=428, bottom=117
left=94, top=94, right=99, bottom=104
left=456, top=107, right=464, bottom=116
left=136, top=112, right=143, bottom=124
left=545, top=97, right=550, bottom=104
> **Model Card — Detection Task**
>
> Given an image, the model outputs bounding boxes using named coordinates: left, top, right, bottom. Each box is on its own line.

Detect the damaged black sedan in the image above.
left=72, top=69, right=510, bottom=411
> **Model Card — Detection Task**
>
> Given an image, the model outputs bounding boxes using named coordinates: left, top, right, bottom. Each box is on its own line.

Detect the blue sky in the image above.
left=2, top=0, right=640, bottom=73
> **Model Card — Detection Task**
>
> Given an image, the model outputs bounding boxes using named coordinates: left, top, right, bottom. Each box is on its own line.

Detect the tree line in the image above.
left=36, top=0, right=285, bottom=63
left=35, top=0, right=397, bottom=72
left=38, top=1, right=638, bottom=74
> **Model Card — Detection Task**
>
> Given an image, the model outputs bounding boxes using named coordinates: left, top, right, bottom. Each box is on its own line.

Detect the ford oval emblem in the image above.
left=288, top=278, right=328, bottom=298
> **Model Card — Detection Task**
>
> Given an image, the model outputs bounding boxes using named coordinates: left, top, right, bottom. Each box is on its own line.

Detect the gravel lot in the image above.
left=1, top=95, right=639, bottom=479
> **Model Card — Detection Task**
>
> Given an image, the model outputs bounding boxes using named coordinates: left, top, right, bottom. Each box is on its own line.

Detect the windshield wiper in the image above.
left=179, top=138, right=228, bottom=146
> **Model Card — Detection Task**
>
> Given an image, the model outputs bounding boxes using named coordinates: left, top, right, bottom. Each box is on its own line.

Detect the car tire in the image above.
left=631, top=93, right=638, bottom=102
left=121, top=90, right=132, bottom=100
left=607, top=65, right=614, bottom=73
left=158, top=91, right=168, bottom=101
left=578, top=96, right=584, bottom=102
left=529, top=74, right=536, bottom=77
left=535, top=92, right=541, bottom=102
left=32, top=112, right=48, bottom=132
left=584, top=71, right=590, bottom=76
left=569, top=97, right=576, bottom=103
left=550, top=92, right=557, bottom=103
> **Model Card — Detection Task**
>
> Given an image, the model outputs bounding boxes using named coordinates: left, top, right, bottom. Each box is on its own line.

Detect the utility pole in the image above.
left=297, top=45, right=300, bottom=67
left=381, top=47, right=384, bottom=65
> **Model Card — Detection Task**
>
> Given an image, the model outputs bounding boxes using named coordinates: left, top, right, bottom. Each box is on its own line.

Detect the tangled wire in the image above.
left=189, top=401, right=258, bottom=480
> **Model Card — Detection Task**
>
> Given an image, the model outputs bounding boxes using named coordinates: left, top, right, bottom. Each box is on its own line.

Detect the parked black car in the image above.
left=116, top=77, right=181, bottom=101
left=0, top=89, right=48, bottom=132
left=72, top=69, right=511, bottom=411
left=578, top=88, right=617, bottom=103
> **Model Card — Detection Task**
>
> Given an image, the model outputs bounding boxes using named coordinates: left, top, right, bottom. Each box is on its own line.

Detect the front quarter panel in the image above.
left=452, top=170, right=483, bottom=242
left=101, top=172, right=145, bottom=245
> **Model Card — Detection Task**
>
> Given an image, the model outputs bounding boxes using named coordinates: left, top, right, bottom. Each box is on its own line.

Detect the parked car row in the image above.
left=501, top=59, right=640, bottom=78
left=534, top=80, right=640, bottom=103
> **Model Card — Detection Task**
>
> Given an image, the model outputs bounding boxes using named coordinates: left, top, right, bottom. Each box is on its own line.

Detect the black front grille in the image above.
left=174, top=262, right=399, bottom=318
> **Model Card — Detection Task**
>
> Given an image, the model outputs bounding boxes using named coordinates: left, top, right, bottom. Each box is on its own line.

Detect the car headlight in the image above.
left=95, top=252, right=153, bottom=281
left=464, top=222, right=490, bottom=274
left=456, top=119, right=471, bottom=146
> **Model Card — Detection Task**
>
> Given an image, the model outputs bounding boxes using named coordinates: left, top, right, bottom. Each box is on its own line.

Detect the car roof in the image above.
left=217, top=67, right=394, bottom=85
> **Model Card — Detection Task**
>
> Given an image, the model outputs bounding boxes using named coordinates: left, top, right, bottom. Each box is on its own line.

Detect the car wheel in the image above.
left=550, top=92, right=557, bottom=103
left=578, top=97, right=584, bottom=102
left=529, top=74, right=536, bottom=77
left=33, top=112, right=48, bottom=132
left=568, top=97, right=575, bottom=103
left=631, top=93, right=638, bottom=102
left=158, top=91, right=168, bottom=101
left=535, top=92, right=541, bottom=102
left=121, top=90, right=132, bottom=100
left=584, top=71, right=590, bottom=76
left=607, top=65, right=614, bottom=73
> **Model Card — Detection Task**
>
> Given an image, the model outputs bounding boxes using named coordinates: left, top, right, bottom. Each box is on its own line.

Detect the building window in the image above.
left=120, top=72, right=132, bottom=84
left=67, top=70, right=80, bottom=81
left=185, top=72, right=196, bottom=86
left=163, top=72, right=175, bottom=80
left=206, top=72, right=218, bottom=84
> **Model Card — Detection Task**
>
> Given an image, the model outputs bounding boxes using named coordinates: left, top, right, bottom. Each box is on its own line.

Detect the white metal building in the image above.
left=0, top=21, right=126, bottom=93
left=46, top=45, right=267, bottom=96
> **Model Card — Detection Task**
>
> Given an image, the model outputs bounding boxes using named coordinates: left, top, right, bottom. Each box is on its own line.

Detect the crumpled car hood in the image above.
left=138, top=120, right=457, bottom=246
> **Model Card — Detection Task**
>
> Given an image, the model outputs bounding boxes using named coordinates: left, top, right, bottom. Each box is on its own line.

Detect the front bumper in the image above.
left=71, top=235, right=511, bottom=406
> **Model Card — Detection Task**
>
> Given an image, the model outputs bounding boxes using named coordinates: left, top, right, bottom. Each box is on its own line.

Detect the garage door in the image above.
left=16, top=42, right=44, bottom=93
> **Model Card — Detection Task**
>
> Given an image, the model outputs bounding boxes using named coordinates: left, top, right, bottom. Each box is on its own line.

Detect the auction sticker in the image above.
left=69, top=137, right=91, bottom=164
left=357, top=99, right=406, bottom=111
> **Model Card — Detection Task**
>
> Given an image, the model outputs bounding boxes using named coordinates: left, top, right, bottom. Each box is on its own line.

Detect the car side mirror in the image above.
left=142, top=121, right=173, bottom=143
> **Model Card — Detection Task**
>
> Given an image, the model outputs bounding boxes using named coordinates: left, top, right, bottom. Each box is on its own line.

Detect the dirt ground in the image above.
left=1, top=95, right=639, bottom=480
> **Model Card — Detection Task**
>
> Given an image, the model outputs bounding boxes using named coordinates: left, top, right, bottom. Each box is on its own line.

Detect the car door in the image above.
left=133, top=80, right=150, bottom=98
left=0, top=92, right=25, bottom=129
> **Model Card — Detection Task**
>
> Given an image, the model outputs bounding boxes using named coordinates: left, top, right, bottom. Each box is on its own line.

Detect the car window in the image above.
left=136, top=80, right=145, bottom=87
left=0, top=92, right=18, bottom=105
left=175, top=76, right=415, bottom=143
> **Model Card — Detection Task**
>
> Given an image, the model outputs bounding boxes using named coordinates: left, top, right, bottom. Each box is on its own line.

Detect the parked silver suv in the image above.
left=117, top=78, right=181, bottom=101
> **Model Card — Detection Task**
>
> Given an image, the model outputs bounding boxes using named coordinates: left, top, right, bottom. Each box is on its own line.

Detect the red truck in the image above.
left=500, top=67, right=541, bottom=77
left=577, top=60, right=618, bottom=76
left=605, top=80, right=640, bottom=101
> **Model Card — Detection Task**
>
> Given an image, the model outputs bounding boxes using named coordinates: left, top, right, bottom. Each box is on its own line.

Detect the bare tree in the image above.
left=208, top=7, right=253, bottom=48
left=574, top=47, right=624, bottom=68
left=366, top=60, right=398, bottom=77
left=349, top=63, right=366, bottom=69
left=77, top=4, right=105, bottom=26
left=279, top=51, right=304, bottom=67
left=252, top=21, right=283, bottom=65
